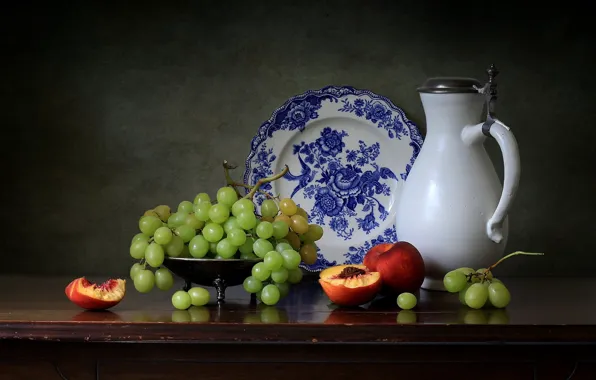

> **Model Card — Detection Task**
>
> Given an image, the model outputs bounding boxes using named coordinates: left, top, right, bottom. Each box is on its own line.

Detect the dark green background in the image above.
left=4, top=1, right=595, bottom=277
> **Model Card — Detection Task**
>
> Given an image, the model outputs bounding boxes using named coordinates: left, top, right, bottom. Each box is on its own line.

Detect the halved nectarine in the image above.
left=65, top=277, right=126, bottom=310
left=319, top=264, right=382, bottom=307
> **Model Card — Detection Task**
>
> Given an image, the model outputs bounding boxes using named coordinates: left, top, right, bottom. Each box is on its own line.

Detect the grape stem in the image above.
left=222, top=160, right=244, bottom=198
left=485, top=251, right=544, bottom=272
left=222, top=160, right=277, bottom=199
left=244, top=165, right=289, bottom=200
left=466, top=251, right=545, bottom=283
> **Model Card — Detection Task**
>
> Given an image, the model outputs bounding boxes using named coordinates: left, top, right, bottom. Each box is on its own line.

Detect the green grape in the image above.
left=397, top=292, right=417, bottom=310
left=239, top=236, right=256, bottom=255
left=216, top=186, right=238, bottom=207
left=164, top=235, right=184, bottom=257
left=279, top=198, right=297, bottom=216
left=488, top=282, right=511, bottom=308
left=134, top=270, right=155, bottom=293
left=459, top=283, right=471, bottom=305
left=175, top=225, right=196, bottom=243
left=304, top=224, right=324, bottom=241
left=286, top=231, right=302, bottom=250
left=260, top=284, right=281, bottom=306
left=491, top=278, right=503, bottom=284
left=177, top=201, right=194, bottom=214
left=240, top=251, right=258, bottom=260
left=223, top=216, right=241, bottom=234
left=299, top=242, right=317, bottom=265
left=271, top=267, right=288, bottom=283
left=456, top=267, right=475, bottom=277
left=180, top=244, right=191, bottom=258
left=443, top=270, right=467, bottom=293
left=153, top=227, right=173, bottom=245
left=251, top=262, right=271, bottom=281
left=193, top=192, right=211, bottom=205
left=237, top=211, right=257, bottom=230
left=130, top=240, right=149, bottom=259
left=243, top=276, right=263, bottom=293
left=256, top=221, right=273, bottom=239
left=274, top=214, right=292, bottom=227
left=287, top=268, right=303, bottom=284
left=172, top=290, right=192, bottom=310
left=281, top=249, right=301, bottom=269
left=131, top=233, right=149, bottom=244
left=209, top=242, right=218, bottom=255
left=264, top=250, right=283, bottom=270
left=464, top=283, right=489, bottom=309
left=203, top=223, right=224, bottom=242
left=275, top=242, right=292, bottom=254
left=208, top=203, right=230, bottom=224
left=189, top=235, right=210, bottom=258
left=250, top=219, right=260, bottom=236
left=290, top=215, right=309, bottom=234
left=271, top=221, right=289, bottom=239
left=184, top=214, right=204, bottom=230
left=253, top=238, right=274, bottom=258
left=153, top=205, right=172, bottom=222
left=231, top=198, right=255, bottom=217
left=295, top=207, right=308, bottom=220
left=188, top=287, right=210, bottom=306
left=145, top=243, right=165, bottom=267
left=275, top=282, right=290, bottom=298
left=129, top=262, right=143, bottom=281
left=167, top=212, right=187, bottom=228
left=155, top=268, right=174, bottom=290
left=228, top=228, right=247, bottom=246
left=171, top=310, right=191, bottom=323
left=194, top=202, right=211, bottom=222
left=476, top=268, right=494, bottom=280
left=216, top=238, right=237, bottom=258
left=260, top=199, right=279, bottom=218
left=139, top=215, right=162, bottom=236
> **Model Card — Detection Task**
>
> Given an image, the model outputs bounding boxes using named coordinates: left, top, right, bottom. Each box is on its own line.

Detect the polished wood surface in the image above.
left=1, top=275, right=596, bottom=344
left=2, top=275, right=596, bottom=379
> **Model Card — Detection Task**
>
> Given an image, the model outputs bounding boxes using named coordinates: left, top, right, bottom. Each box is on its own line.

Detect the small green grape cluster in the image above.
left=443, top=267, right=511, bottom=309
left=128, top=186, right=323, bottom=308
left=242, top=197, right=323, bottom=306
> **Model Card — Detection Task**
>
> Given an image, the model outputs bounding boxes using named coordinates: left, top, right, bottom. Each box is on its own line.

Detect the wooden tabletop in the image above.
left=1, top=275, right=595, bottom=344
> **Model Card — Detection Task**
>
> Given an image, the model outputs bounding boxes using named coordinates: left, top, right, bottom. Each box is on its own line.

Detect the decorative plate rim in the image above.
left=243, top=85, right=424, bottom=272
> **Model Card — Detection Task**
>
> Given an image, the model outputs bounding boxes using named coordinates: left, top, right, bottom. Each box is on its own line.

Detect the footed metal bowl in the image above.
left=163, top=257, right=262, bottom=304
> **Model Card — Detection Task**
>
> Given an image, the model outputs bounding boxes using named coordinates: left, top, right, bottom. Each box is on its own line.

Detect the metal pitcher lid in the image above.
left=417, top=77, right=483, bottom=94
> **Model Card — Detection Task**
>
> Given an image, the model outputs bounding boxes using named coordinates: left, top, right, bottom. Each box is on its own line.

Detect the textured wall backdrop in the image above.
left=3, top=1, right=595, bottom=276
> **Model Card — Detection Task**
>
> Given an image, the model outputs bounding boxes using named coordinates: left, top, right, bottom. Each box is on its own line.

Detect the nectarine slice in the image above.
left=319, top=265, right=382, bottom=307
left=65, top=277, right=126, bottom=310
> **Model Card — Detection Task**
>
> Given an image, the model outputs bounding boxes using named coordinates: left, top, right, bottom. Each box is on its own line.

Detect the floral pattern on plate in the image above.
left=244, top=86, right=423, bottom=271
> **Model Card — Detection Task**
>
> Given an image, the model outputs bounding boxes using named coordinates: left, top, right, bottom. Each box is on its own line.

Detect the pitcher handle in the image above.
left=461, top=118, right=520, bottom=243
left=485, top=119, right=520, bottom=243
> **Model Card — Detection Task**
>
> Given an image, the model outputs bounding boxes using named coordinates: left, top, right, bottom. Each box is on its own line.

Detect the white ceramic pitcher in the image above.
left=395, top=65, right=520, bottom=291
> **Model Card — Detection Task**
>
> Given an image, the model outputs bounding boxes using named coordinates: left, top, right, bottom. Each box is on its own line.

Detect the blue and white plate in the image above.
left=244, top=86, right=423, bottom=271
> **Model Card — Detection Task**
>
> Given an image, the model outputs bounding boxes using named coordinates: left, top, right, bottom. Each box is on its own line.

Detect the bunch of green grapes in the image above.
left=241, top=197, right=323, bottom=306
left=443, top=267, right=511, bottom=310
left=128, top=186, right=324, bottom=308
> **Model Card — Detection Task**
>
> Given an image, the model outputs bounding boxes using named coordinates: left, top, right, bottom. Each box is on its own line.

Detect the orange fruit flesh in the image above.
left=323, top=272, right=381, bottom=288
left=72, top=278, right=126, bottom=302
